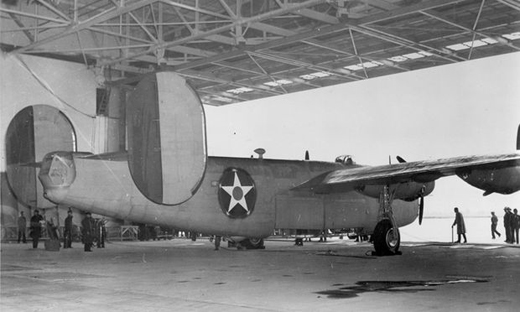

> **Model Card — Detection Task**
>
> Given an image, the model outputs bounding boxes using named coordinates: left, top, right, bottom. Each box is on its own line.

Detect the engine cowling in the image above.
left=356, top=181, right=434, bottom=201
left=457, top=166, right=520, bottom=195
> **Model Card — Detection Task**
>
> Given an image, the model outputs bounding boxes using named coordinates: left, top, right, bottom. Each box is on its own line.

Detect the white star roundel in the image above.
left=218, top=168, right=257, bottom=218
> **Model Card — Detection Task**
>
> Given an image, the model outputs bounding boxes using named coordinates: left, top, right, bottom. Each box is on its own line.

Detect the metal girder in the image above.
left=2, top=0, right=518, bottom=106
left=169, top=0, right=467, bottom=73
left=37, top=0, right=71, bottom=21
left=14, top=0, right=160, bottom=53
left=0, top=6, right=69, bottom=24
left=178, top=69, right=285, bottom=96
left=7, top=12, right=34, bottom=42
left=421, top=9, right=520, bottom=52
left=100, top=0, right=327, bottom=66
left=248, top=50, right=363, bottom=81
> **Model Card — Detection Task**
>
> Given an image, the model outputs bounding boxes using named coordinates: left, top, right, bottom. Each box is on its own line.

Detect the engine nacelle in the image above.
left=457, top=166, right=520, bottom=195
left=356, top=181, right=434, bottom=201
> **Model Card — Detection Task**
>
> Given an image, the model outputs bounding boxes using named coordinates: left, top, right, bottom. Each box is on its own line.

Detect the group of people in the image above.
left=499, top=207, right=519, bottom=244
left=451, top=206, right=520, bottom=244
left=17, top=209, right=104, bottom=252
left=17, top=206, right=520, bottom=249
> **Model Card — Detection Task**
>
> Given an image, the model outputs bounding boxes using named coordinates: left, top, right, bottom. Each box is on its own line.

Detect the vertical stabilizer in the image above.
left=5, top=105, right=76, bottom=209
left=127, top=72, right=207, bottom=205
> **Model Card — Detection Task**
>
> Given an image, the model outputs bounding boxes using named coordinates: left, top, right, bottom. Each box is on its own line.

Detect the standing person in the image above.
left=214, top=235, right=221, bottom=250
left=451, top=207, right=467, bottom=243
left=504, top=207, right=512, bottom=243
left=81, top=212, right=94, bottom=252
left=512, top=208, right=519, bottom=244
left=97, top=218, right=106, bottom=248
left=17, top=211, right=27, bottom=244
left=491, top=211, right=501, bottom=239
left=63, top=209, right=73, bottom=248
left=30, top=210, right=43, bottom=249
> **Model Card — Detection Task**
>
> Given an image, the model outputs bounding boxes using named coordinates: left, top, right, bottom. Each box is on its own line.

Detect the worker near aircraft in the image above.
left=17, top=211, right=27, bottom=244
left=504, top=207, right=512, bottom=243
left=63, top=209, right=73, bottom=248
left=96, top=218, right=107, bottom=248
left=81, top=212, right=94, bottom=252
left=491, top=211, right=501, bottom=239
left=512, top=208, right=519, bottom=244
left=452, top=207, right=467, bottom=244
left=214, top=235, right=221, bottom=250
left=29, top=209, right=43, bottom=249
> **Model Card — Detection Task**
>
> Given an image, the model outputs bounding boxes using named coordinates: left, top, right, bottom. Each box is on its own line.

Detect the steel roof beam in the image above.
left=100, top=0, right=327, bottom=66
left=6, top=12, right=35, bottom=42
left=170, top=0, right=463, bottom=73
left=36, top=0, right=71, bottom=21
left=14, top=0, right=160, bottom=53
left=248, top=50, right=362, bottom=81
left=0, top=7, right=69, bottom=24
left=420, top=9, right=520, bottom=52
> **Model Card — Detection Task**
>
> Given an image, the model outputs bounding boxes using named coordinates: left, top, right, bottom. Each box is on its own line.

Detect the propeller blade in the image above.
left=419, top=195, right=424, bottom=225
left=396, top=156, right=406, bottom=163
left=516, top=124, right=520, bottom=150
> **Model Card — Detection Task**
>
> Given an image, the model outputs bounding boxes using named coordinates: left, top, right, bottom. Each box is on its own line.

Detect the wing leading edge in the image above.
left=293, top=153, right=520, bottom=194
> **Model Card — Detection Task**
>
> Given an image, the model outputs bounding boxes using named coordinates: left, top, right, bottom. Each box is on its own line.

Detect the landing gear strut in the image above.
left=373, top=185, right=401, bottom=256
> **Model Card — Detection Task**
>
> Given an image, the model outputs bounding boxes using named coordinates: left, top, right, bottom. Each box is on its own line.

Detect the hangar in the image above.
left=1, top=0, right=520, bottom=239
left=1, top=0, right=519, bottom=105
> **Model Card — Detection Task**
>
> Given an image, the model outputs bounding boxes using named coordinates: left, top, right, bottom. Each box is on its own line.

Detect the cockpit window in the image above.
left=335, top=155, right=354, bottom=165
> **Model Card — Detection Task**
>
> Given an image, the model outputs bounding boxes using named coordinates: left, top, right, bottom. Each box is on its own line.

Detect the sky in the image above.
left=204, top=51, right=520, bottom=218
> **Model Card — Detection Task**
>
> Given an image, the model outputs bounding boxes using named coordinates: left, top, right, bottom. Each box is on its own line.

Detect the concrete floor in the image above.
left=2, top=238, right=520, bottom=312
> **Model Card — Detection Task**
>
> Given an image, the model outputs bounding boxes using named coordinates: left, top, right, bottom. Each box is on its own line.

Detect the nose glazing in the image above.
left=38, top=152, right=75, bottom=203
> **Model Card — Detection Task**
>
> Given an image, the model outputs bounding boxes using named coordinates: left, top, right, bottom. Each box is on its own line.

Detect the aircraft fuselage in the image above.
left=40, top=152, right=419, bottom=239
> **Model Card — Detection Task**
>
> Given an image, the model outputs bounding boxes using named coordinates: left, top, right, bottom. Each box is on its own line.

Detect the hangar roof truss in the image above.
left=1, top=0, right=519, bottom=105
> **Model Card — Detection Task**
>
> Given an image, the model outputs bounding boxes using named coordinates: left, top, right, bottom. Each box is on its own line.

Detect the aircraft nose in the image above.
left=38, top=152, right=76, bottom=203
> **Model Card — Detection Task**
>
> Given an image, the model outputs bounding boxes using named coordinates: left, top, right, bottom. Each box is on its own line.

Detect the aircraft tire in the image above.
left=241, top=238, right=265, bottom=249
left=373, top=219, right=400, bottom=256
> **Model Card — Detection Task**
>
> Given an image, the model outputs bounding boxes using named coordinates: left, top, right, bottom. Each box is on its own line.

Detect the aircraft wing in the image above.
left=293, top=153, right=520, bottom=193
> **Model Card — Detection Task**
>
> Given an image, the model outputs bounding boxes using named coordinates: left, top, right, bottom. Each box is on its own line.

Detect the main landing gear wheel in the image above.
left=373, top=219, right=401, bottom=256
left=238, top=238, right=265, bottom=250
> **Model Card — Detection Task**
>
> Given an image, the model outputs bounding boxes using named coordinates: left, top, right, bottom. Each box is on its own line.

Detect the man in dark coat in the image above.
left=81, top=212, right=94, bottom=252
left=64, top=209, right=73, bottom=248
left=452, top=207, right=467, bottom=243
left=504, top=207, right=512, bottom=243
left=512, top=208, right=519, bottom=244
left=17, top=211, right=27, bottom=243
left=30, top=210, right=43, bottom=248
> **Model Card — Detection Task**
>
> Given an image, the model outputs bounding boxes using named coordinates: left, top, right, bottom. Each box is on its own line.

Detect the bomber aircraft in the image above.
left=28, top=72, right=520, bottom=256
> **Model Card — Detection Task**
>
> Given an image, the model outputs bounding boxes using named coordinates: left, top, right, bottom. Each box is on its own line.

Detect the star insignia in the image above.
left=218, top=168, right=256, bottom=218
left=221, top=171, right=253, bottom=213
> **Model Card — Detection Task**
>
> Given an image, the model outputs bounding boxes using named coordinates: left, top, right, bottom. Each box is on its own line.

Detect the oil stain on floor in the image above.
left=317, top=278, right=489, bottom=299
